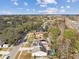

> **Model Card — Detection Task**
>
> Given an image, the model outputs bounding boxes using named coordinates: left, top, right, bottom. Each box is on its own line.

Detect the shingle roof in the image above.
left=39, top=42, right=47, bottom=52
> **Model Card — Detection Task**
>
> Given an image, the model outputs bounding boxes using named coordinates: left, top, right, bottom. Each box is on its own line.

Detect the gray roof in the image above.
left=39, top=42, right=47, bottom=52
left=32, top=39, right=48, bottom=53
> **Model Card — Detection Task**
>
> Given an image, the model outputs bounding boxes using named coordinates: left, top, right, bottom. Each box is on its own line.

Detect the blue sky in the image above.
left=0, top=0, right=79, bottom=15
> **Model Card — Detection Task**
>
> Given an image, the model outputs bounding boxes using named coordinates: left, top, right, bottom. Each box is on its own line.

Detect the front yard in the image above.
left=0, top=48, right=12, bottom=51
left=21, top=42, right=30, bottom=48
left=14, top=51, right=33, bottom=59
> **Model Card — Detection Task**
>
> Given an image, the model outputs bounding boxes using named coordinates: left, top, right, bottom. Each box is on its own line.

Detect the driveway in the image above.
left=7, top=42, right=23, bottom=59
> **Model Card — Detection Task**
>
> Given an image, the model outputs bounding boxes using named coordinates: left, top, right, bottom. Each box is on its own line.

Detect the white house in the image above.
left=3, top=44, right=9, bottom=48
left=32, top=51, right=47, bottom=56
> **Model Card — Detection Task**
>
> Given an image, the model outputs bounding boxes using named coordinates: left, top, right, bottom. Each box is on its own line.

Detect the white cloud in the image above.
left=24, top=2, right=28, bottom=6
left=13, top=1, right=19, bottom=6
left=60, top=6, right=64, bottom=9
left=2, top=11, right=12, bottom=15
left=17, top=7, right=23, bottom=10
left=67, top=0, right=78, bottom=3
left=37, top=0, right=57, bottom=5
left=26, top=9, right=30, bottom=11
left=38, top=8, right=58, bottom=14
left=11, top=0, right=19, bottom=6
left=40, top=4, right=47, bottom=7
left=60, top=9, right=66, bottom=13
left=32, top=9, right=35, bottom=11
left=11, top=0, right=18, bottom=2
left=66, top=5, right=70, bottom=8
left=67, top=0, right=71, bottom=2
left=71, top=0, right=78, bottom=3
left=46, top=8, right=58, bottom=14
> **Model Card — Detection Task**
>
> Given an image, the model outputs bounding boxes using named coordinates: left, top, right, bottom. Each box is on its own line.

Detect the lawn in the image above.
left=14, top=51, right=20, bottom=59
left=0, top=48, right=12, bottom=51
left=14, top=51, right=33, bottom=59
left=21, top=42, right=30, bottom=48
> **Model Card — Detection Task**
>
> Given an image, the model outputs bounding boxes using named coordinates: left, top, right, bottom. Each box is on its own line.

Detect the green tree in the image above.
left=64, top=29, right=77, bottom=40
left=27, top=33, right=36, bottom=43
left=2, top=27, right=20, bottom=45
left=48, top=27, right=60, bottom=48
left=74, top=40, right=79, bottom=53
left=64, top=29, right=79, bottom=53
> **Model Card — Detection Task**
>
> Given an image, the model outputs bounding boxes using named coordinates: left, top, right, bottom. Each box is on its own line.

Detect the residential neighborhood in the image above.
left=0, top=0, right=79, bottom=59
left=0, top=30, right=55, bottom=59
left=0, top=16, right=79, bottom=59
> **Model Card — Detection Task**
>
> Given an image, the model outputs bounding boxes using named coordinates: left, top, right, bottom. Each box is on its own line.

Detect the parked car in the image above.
left=3, top=55, right=10, bottom=59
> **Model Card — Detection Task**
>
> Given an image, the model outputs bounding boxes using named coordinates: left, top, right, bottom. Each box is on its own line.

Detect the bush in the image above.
left=48, top=27, right=60, bottom=48
left=64, top=29, right=77, bottom=40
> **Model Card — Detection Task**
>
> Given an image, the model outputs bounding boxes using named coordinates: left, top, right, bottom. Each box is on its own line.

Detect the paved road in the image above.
left=7, top=33, right=27, bottom=59
left=8, top=43, right=23, bottom=59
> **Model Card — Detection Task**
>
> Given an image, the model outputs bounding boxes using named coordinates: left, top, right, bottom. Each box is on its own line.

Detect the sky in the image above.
left=0, top=0, right=79, bottom=15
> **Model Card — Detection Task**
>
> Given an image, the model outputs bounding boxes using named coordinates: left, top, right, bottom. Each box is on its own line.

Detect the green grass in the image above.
left=21, top=43, right=30, bottom=48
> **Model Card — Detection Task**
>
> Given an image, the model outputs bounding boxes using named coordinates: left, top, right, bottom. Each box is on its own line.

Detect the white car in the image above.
left=3, top=55, right=10, bottom=59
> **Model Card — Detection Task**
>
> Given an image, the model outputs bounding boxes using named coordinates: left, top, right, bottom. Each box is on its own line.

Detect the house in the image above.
left=0, top=40, right=9, bottom=48
left=39, top=40, right=51, bottom=51
left=35, top=32, right=44, bottom=39
left=27, top=32, right=47, bottom=39
left=31, top=40, right=47, bottom=57
left=32, top=46, right=47, bottom=57
left=32, top=51, right=47, bottom=56
left=39, top=40, right=48, bottom=45
left=3, top=44, right=9, bottom=48
left=31, top=39, right=51, bottom=57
